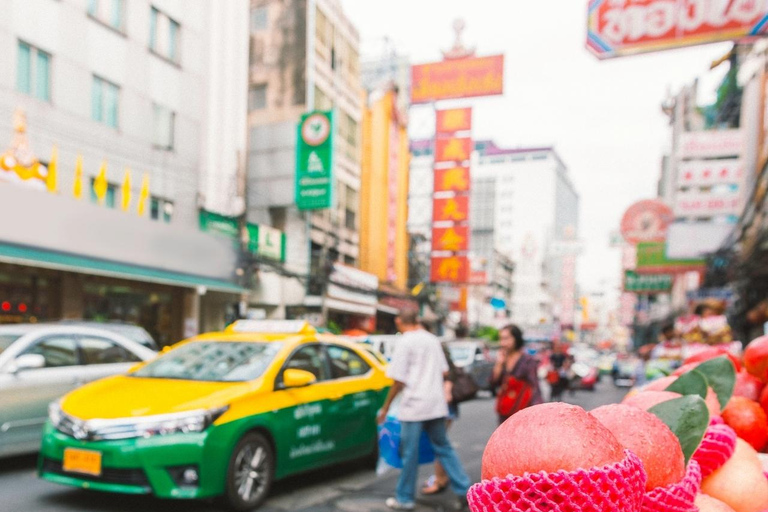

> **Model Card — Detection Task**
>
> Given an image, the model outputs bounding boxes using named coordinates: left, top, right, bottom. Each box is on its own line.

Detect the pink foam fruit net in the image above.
left=691, top=417, right=737, bottom=479
left=467, top=450, right=647, bottom=512
left=641, top=459, right=701, bottom=512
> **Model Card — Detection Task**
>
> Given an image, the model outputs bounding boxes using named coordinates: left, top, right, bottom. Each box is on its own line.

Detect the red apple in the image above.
left=734, top=369, right=765, bottom=402
left=481, top=403, right=625, bottom=480
left=745, top=336, right=768, bottom=383
left=591, top=404, right=685, bottom=491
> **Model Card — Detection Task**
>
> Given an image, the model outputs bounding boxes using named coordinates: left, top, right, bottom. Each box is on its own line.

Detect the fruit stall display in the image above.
left=467, top=335, right=768, bottom=512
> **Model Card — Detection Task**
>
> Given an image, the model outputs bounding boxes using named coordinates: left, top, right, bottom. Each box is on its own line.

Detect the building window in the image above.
left=150, top=197, right=173, bottom=223
left=314, top=86, right=331, bottom=111
left=87, top=0, right=125, bottom=32
left=17, top=41, right=51, bottom=102
left=92, top=76, right=119, bottom=128
left=250, top=7, right=268, bottom=32
left=90, top=179, right=117, bottom=208
left=152, top=103, right=175, bottom=150
left=149, top=6, right=181, bottom=64
left=248, top=84, right=267, bottom=111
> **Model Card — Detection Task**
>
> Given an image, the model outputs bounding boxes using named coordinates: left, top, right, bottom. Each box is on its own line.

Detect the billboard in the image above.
left=411, top=55, right=504, bottom=104
left=433, top=195, right=470, bottom=223
left=432, top=225, right=470, bottom=252
left=679, top=129, right=745, bottom=159
left=430, top=255, right=470, bottom=283
left=436, top=108, right=473, bottom=134
left=435, top=137, right=472, bottom=163
left=677, top=159, right=744, bottom=187
left=587, top=0, right=768, bottom=59
left=434, top=166, right=471, bottom=193
left=635, top=242, right=706, bottom=274
left=620, top=199, right=674, bottom=244
left=674, top=189, right=743, bottom=217
left=296, top=111, right=334, bottom=210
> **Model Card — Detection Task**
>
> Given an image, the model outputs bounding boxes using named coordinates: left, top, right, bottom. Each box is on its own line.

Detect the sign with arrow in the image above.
left=296, top=111, right=334, bottom=210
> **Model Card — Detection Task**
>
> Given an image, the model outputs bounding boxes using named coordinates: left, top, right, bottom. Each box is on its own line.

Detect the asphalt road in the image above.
left=0, top=381, right=627, bottom=512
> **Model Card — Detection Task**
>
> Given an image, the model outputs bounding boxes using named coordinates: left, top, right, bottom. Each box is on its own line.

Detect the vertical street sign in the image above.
left=296, top=110, right=334, bottom=210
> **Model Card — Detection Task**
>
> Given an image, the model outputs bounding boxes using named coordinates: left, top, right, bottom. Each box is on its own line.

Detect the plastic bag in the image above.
left=376, top=398, right=435, bottom=475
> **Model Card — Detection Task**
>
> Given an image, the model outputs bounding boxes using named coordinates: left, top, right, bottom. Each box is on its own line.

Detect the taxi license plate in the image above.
left=62, top=448, right=102, bottom=477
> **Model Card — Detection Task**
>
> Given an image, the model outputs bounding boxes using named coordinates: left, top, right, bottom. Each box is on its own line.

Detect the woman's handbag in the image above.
left=451, top=368, right=479, bottom=403
left=495, top=374, right=533, bottom=417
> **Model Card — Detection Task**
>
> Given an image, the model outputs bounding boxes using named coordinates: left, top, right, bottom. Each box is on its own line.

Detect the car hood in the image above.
left=61, top=375, right=258, bottom=420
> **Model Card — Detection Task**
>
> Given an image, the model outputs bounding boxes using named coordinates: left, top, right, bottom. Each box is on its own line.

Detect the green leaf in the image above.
left=694, top=356, right=736, bottom=410
left=649, top=395, right=710, bottom=464
left=665, top=369, right=708, bottom=399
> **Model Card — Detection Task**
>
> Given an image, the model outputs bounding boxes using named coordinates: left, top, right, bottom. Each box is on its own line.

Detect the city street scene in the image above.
left=5, top=1, right=768, bottom=511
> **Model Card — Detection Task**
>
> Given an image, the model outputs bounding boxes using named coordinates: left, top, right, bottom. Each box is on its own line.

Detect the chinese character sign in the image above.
left=430, top=256, right=470, bottom=283
left=434, top=166, right=471, bottom=193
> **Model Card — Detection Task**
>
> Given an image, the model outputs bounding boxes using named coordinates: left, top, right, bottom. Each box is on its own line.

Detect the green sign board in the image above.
left=200, top=210, right=286, bottom=263
left=624, top=270, right=673, bottom=293
left=296, top=110, right=334, bottom=210
left=636, top=242, right=706, bottom=272
left=246, top=224, right=286, bottom=262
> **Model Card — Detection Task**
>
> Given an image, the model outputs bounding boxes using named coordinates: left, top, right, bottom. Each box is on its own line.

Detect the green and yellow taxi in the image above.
left=38, top=320, right=391, bottom=511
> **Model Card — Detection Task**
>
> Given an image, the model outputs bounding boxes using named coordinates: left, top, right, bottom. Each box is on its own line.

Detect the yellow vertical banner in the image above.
left=121, top=168, right=132, bottom=212
left=93, top=161, right=108, bottom=205
left=137, top=173, right=150, bottom=216
left=46, top=146, right=58, bottom=193
left=73, top=155, right=84, bottom=200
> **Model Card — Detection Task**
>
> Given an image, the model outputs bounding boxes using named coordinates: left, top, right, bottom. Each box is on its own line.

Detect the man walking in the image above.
left=377, top=311, right=471, bottom=510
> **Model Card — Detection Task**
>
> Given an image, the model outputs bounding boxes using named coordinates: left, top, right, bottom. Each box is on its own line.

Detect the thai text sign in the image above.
left=436, top=108, right=472, bottom=134
left=636, top=242, right=706, bottom=273
left=587, top=0, right=768, bottom=59
left=624, top=270, right=673, bottom=293
left=296, top=111, right=333, bottom=210
left=411, top=55, right=504, bottom=104
left=679, top=129, right=745, bottom=159
left=434, top=167, right=471, bottom=193
left=433, top=195, right=470, bottom=223
left=430, top=256, right=470, bottom=283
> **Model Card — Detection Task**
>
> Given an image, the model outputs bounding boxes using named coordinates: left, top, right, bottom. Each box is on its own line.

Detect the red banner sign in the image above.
left=436, top=108, right=473, bottom=135
left=433, top=195, right=469, bottom=223
left=431, top=256, right=470, bottom=283
left=432, top=225, right=470, bottom=252
left=411, top=55, right=504, bottom=104
left=587, top=0, right=768, bottom=59
left=434, top=167, right=471, bottom=193
left=435, top=137, right=472, bottom=164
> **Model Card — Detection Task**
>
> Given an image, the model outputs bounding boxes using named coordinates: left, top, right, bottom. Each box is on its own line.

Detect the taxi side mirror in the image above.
left=283, top=369, right=316, bottom=389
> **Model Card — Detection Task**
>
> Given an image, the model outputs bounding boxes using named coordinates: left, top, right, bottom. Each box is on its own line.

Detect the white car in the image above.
left=0, top=324, right=157, bottom=458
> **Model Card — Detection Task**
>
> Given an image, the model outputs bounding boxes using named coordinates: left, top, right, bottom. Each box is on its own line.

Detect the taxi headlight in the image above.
left=47, top=404, right=229, bottom=441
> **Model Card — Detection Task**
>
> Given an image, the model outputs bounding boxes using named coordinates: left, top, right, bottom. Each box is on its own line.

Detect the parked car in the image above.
left=0, top=324, right=157, bottom=458
left=56, top=320, right=158, bottom=350
left=445, top=340, right=494, bottom=391
left=39, top=320, right=391, bottom=511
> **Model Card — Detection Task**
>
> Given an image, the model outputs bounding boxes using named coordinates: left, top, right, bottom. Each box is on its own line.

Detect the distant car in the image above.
left=0, top=324, right=157, bottom=458
left=445, top=340, right=494, bottom=391
left=56, top=321, right=158, bottom=350
left=613, top=357, right=641, bottom=388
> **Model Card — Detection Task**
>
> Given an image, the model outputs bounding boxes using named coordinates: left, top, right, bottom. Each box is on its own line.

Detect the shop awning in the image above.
left=325, top=298, right=377, bottom=317
left=0, top=242, right=246, bottom=294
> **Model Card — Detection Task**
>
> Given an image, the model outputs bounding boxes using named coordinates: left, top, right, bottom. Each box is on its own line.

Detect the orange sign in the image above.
left=432, top=225, right=470, bottom=252
left=433, top=195, right=469, bottom=223
left=436, top=108, right=472, bottom=135
left=411, top=55, right=505, bottom=104
left=431, top=256, right=469, bottom=283
left=435, top=137, right=472, bottom=164
left=450, top=286, right=469, bottom=312
left=434, top=167, right=470, bottom=193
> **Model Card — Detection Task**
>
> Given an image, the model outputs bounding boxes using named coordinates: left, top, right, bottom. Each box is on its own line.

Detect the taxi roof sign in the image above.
left=226, top=320, right=316, bottom=335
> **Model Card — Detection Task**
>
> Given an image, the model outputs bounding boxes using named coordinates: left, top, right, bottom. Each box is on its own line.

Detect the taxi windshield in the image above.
left=132, top=341, right=283, bottom=382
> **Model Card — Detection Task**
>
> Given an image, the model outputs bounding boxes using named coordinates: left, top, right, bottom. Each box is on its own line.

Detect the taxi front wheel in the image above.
left=224, top=432, right=275, bottom=511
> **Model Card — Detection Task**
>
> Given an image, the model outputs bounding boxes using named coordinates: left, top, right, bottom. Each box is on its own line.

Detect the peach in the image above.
left=701, top=439, right=768, bottom=512
left=695, top=494, right=736, bottom=512
left=481, top=403, right=625, bottom=480
left=591, top=404, right=685, bottom=491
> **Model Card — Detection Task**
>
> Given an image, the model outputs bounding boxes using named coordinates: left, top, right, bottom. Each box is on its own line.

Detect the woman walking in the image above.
left=491, top=324, right=543, bottom=424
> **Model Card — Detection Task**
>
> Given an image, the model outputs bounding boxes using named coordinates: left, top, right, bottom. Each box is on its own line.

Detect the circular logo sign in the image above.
left=301, top=113, right=331, bottom=147
left=620, top=200, right=674, bottom=245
